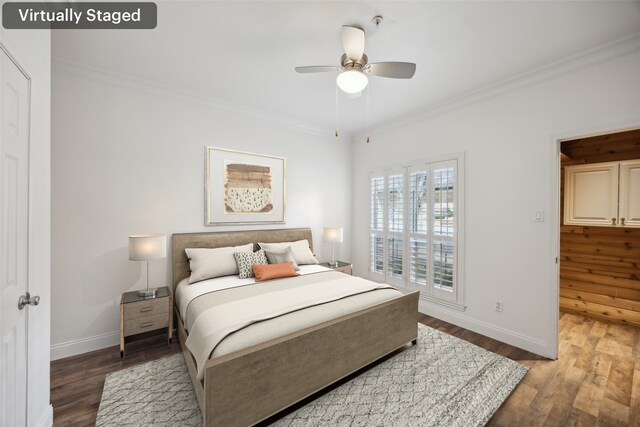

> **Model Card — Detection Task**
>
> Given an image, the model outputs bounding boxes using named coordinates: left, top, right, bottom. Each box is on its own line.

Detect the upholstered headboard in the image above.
left=171, top=228, right=314, bottom=291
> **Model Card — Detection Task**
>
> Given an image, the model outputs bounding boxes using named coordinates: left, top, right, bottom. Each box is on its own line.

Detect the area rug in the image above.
left=96, top=324, right=528, bottom=426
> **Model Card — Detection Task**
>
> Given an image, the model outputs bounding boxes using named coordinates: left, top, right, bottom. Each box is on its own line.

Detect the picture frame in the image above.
left=205, top=147, right=286, bottom=225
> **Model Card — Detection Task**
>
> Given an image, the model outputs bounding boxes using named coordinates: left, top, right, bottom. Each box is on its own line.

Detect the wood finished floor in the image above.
left=51, top=312, right=640, bottom=426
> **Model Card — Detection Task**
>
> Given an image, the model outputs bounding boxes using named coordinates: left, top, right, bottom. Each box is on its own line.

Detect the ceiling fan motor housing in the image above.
left=341, top=53, right=368, bottom=71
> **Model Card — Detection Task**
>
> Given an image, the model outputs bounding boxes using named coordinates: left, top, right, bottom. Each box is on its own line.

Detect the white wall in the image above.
left=50, top=66, right=352, bottom=358
left=351, top=42, right=640, bottom=359
left=0, top=19, right=52, bottom=427
left=51, top=31, right=640, bottom=365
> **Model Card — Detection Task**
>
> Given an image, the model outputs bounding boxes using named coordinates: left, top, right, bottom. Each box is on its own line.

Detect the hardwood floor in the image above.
left=50, top=335, right=181, bottom=426
left=422, top=312, right=640, bottom=426
left=51, top=312, right=640, bottom=426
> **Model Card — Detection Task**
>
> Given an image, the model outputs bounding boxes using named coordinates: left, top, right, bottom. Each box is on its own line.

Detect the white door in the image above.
left=619, top=160, right=640, bottom=228
left=563, top=162, right=619, bottom=226
left=0, top=48, right=31, bottom=427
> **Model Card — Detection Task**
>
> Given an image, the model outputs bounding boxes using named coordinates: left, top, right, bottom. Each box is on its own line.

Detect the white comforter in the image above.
left=175, top=264, right=331, bottom=323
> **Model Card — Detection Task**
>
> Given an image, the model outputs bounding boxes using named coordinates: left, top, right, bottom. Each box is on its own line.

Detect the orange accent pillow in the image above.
left=252, top=262, right=299, bottom=282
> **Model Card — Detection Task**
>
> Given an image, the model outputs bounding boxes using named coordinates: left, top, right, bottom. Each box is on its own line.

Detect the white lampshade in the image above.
left=323, top=227, right=344, bottom=243
left=336, top=70, right=368, bottom=94
left=128, top=234, right=167, bottom=261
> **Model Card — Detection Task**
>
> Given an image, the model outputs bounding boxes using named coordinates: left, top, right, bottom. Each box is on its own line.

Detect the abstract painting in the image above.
left=224, top=162, right=273, bottom=213
left=206, top=147, right=285, bottom=225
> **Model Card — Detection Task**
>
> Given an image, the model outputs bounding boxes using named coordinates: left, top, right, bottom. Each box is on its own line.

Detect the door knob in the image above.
left=611, top=218, right=617, bottom=225
left=18, top=292, right=40, bottom=310
left=620, top=218, right=626, bottom=226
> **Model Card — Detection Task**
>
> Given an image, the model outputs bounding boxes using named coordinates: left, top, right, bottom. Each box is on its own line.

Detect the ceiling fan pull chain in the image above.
left=335, top=81, right=339, bottom=137
left=366, top=85, right=370, bottom=143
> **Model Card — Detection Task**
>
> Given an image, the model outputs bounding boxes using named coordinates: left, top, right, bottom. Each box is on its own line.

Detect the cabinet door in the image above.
left=619, top=160, right=640, bottom=228
left=564, top=162, right=619, bottom=226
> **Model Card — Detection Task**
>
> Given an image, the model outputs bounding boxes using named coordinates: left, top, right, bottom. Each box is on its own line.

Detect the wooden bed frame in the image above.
left=172, top=228, right=419, bottom=427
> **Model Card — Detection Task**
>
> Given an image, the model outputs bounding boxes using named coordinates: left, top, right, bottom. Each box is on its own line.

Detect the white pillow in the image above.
left=186, top=243, right=253, bottom=283
left=258, top=239, right=318, bottom=265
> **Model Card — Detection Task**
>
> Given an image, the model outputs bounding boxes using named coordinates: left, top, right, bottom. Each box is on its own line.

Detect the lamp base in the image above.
left=138, top=288, right=157, bottom=298
left=330, top=261, right=339, bottom=268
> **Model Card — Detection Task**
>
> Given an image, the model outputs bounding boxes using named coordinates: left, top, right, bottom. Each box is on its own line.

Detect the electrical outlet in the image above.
left=495, top=301, right=503, bottom=312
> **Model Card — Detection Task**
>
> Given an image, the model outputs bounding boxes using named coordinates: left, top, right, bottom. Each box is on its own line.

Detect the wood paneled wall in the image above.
left=560, top=129, right=640, bottom=326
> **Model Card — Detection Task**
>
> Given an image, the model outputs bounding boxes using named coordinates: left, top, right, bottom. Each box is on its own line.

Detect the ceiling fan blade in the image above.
left=342, top=26, right=365, bottom=61
left=295, top=66, right=339, bottom=73
left=367, top=62, right=416, bottom=79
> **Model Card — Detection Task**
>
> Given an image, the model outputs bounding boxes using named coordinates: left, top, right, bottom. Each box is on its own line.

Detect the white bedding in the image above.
left=175, top=264, right=332, bottom=323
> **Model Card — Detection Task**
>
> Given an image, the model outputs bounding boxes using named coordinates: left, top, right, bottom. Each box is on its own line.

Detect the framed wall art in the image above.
left=205, top=147, right=285, bottom=225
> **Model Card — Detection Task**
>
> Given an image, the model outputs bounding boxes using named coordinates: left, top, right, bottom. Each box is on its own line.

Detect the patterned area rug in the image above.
left=96, top=324, right=528, bottom=426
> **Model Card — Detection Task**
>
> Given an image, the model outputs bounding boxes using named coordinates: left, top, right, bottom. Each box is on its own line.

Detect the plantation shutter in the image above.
left=369, top=174, right=385, bottom=277
left=368, top=154, right=462, bottom=308
left=430, top=160, right=457, bottom=301
left=408, top=166, right=429, bottom=289
left=386, top=170, right=405, bottom=285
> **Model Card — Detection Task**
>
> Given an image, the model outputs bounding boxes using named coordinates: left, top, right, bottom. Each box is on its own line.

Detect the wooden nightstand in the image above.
left=120, top=286, right=173, bottom=357
left=319, top=261, right=352, bottom=275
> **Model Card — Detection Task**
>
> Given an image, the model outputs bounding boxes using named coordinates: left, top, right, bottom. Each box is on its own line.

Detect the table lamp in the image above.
left=129, top=234, right=166, bottom=297
left=323, top=226, right=343, bottom=268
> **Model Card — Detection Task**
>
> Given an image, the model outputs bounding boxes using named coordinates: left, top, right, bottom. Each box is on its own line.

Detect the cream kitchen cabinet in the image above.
left=564, top=160, right=640, bottom=228
left=618, top=160, right=640, bottom=227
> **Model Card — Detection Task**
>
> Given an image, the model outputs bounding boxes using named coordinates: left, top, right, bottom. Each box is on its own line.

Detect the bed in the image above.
left=172, top=228, right=419, bottom=427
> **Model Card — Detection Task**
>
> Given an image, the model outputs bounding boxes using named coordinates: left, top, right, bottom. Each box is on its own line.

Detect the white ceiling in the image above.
left=53, top=1, right=640, bottom=136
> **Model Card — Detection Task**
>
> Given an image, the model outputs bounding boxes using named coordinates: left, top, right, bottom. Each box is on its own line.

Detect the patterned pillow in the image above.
left=234, top=249, right=268, bottom=279
left=264, top=247, right=300, bottom=271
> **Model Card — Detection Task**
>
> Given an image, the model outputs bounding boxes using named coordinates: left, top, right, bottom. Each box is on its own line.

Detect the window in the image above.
left=369, top=154, right=464, bottom=309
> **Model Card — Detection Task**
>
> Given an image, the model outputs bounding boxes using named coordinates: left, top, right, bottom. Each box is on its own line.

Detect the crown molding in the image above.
left=52, top=58, right=344, bottom=139
left=54, top=31, right=640, bottom=144
left=355, top=32, right=640, bottom=139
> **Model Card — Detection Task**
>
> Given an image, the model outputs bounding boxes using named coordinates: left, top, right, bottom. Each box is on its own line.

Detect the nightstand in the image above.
left=319, top=261, right=352, bottom=275
left=120, top=286, right=173, bottom=357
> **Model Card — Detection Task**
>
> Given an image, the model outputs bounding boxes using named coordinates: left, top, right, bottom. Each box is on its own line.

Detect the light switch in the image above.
left=534, top=210, right=544, bottom=222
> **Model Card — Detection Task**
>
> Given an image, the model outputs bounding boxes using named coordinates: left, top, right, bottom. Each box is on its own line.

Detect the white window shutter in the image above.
left=368, top=154, right=464, bottom=309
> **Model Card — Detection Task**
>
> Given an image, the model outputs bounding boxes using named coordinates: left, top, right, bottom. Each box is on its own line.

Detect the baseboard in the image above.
left=418, top=300, right=554, bottom=359
left=52, top=302, right=552, bottom=362
left=35, top=404, right=53, bottom=427
left=50, top=331, right=120, bottom=361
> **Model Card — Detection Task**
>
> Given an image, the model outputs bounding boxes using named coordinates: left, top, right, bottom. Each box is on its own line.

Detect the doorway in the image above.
left=557, top=129, right=640, bottom=326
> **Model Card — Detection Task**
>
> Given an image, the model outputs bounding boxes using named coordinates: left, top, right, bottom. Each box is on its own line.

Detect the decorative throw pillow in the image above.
left=234, top=249, right=268, bottom=279
left=264, top=247, right=300, bottom=271
left=186, top=243, right=253, bottom=284
left=252, top=263, right=299, bottom=282
left=258, top=239, right=318, bottom=265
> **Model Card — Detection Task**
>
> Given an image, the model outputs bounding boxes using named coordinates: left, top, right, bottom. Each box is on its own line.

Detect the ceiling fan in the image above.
left=295, top=24, right=416, bottom=94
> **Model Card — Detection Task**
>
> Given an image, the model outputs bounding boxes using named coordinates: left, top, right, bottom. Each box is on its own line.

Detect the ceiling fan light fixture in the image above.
left=336, top=70, right=368, bottom=94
